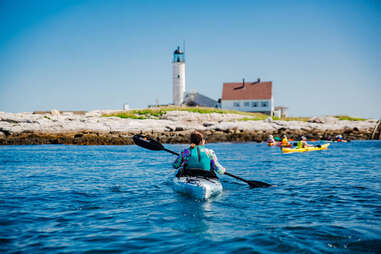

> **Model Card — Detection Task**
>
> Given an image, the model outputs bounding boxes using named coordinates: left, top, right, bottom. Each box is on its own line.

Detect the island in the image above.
left=0, top=107, right=379, bottom=145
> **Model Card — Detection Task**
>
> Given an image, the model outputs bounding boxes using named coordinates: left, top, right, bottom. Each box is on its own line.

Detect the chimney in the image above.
left=234, top=78, right=247, bottom=90
left=252, top=78, right=261, bottom=85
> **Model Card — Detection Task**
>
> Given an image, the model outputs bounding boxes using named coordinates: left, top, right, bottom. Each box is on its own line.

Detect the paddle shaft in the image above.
left=224, top=172, right=251, bottom=184
left=164, top=148, right=179, bottom=156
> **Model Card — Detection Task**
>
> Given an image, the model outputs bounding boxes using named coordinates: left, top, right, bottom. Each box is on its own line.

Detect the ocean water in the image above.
left=0, top=141, right=380, bottom=253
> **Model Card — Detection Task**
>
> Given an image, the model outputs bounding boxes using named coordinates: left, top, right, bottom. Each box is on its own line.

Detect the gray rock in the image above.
left=308, top=116, right=324, bottom=123
left=203, top=122, right=214, bottom=127
left=51, top=109, right=60, bottom=116
left=265, top=117, right=273, bottom=123
left=308, top=116, right=338, bottom=124
left=165, top=126, right=174, bottom=131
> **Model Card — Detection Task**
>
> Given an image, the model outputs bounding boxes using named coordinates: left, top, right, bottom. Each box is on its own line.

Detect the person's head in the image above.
left=190, top=131, right=205, bottom=145
left=269, top=135, right=273, bottom=139
left=302, top=136, right=307, bottom=141
left=283, top=135, right=287, bottom=139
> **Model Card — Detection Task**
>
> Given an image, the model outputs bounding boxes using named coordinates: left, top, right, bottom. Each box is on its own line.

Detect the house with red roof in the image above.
left=221, top=78, right=274, bottom=115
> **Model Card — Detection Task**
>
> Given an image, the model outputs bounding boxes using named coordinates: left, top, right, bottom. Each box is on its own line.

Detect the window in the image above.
left=262, top=101, right=268, bottom=107
left=233, top=102, right=240, bottom=107
left=251, top=101, right=258, bottom=107
left=244, top=101, right=250, bottom=107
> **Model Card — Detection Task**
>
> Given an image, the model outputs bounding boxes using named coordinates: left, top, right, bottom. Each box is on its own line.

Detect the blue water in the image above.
left=0, top=141, right=380, bottom=253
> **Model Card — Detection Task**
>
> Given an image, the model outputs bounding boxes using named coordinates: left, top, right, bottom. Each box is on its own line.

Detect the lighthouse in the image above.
left=172, top=46, right=185, bottom=106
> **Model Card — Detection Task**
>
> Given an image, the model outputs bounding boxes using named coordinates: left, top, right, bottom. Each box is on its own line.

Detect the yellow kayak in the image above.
left=282, top=143, right=330, bottom=153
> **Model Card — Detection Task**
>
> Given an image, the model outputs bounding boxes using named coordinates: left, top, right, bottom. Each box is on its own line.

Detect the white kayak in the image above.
left=172, top=168, right=223, bottom=199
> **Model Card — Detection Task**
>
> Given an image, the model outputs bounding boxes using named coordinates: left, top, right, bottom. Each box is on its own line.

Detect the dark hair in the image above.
left=190, top=131, right=204, bottom=145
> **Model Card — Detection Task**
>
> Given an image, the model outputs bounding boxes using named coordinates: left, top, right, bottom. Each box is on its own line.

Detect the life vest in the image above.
left=185, top=145, right=212, bottom=171
left=281, top=138, right=288, bottom=145
left=297, top=141, right=303, bottom=149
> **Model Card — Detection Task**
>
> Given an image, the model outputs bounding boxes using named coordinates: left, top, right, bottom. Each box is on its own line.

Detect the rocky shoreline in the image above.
left=0, top=110, right=379, bottom=145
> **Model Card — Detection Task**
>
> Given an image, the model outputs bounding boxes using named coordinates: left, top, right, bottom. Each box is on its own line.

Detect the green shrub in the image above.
left=334, top=115, right=366, bottom=121
left=132, top=109, right=167, bottom=118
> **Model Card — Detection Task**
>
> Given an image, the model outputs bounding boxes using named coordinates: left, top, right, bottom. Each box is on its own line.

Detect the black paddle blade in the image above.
left=133, top=135, right=164, bottom=151
left=248, top=181, right=272, bottom=188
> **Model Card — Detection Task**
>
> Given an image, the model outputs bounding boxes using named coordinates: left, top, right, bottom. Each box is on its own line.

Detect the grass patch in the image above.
left=235, top=114, right=269, bottom=121
left=103, top=106, right=270, bottom=120
left=103, top=109, right=167, bottom=119
left=334, top=115, right=367, bottom=121
left=103, top=107, right=367, bottom=122
left=133, top=109, right=167, bottom=118
left=150, top=106, right=259, bottom=115
left=102, top=112, right=147, bottom=119
left=272, top=116, right=309, bottom=122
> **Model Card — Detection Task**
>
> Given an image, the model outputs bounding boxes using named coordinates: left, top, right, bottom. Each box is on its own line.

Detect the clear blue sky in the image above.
left=1, top=0, right=380, bottom=118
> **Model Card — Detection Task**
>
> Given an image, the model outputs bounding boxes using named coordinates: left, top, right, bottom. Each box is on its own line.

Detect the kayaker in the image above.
left=173, top=131, right=226, bottom=176
left=281, top=135, right=290, bottom=147
left=336, top=134, right=343, bottom=142
left=297, top=136, right=312, bottom=148
left=267, top=135, right=275, bottom=144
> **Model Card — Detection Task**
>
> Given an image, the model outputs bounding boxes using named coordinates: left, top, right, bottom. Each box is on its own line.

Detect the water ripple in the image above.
left=0, top=142, right=380, bottom=253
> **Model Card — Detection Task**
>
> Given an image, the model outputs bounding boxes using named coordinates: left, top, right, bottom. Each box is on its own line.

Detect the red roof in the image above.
left=222, top=81, right=272, bottom=100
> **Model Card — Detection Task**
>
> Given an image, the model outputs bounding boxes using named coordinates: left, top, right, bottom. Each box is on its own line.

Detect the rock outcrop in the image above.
left=0, top=111, right=378, bottom=145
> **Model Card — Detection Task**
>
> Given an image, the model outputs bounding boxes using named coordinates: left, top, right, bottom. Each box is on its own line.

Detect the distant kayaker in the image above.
left=173, top=131, right=226, bottom=176
left=297, top=136, right=312, bottom=148
left=267, top=135, right=275, bottom=144
left=281, top=135, right=290, bottom=147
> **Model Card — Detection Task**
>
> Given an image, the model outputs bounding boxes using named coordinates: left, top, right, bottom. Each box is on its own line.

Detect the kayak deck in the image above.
left=172, top=168, right=222, bottom=199
left=282, top=143, right=330, bottom=153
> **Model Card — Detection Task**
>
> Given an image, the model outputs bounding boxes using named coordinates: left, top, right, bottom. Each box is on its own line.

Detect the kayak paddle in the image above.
left=133, top=134, right=272, bottom=188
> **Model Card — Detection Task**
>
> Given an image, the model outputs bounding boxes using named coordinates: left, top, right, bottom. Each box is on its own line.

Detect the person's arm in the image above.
left=208, top=149, right=226, bottom=175
left=172, top=149, right=190, bottom=169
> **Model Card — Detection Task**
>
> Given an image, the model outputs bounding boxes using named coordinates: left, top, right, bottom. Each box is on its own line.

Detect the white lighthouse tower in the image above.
left=172, top=46, right=186, bottom=106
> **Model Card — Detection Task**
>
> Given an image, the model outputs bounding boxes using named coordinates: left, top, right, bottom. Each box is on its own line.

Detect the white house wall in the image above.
left=221, top=99, right=273, bottom=113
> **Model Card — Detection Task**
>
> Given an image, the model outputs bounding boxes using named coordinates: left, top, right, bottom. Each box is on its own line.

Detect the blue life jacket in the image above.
left=185, top=145, right=211, bottom=171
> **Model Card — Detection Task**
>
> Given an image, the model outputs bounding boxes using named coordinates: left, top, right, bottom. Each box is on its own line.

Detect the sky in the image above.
left=0, top=0, right=380, bottom=118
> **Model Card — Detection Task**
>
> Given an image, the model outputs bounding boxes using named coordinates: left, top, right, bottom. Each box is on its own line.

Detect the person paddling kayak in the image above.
left=279, top=135, right=292, bottom=147
left=335, top=134, right=348, bottom=142
left=297, top=136, right=313, bottom=148
left=267, top=135, right=276, bottom=146
left=173, top=131, right=226, bottom=177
